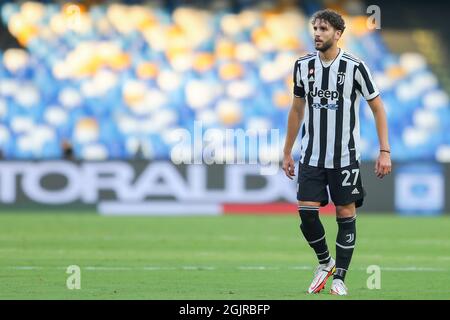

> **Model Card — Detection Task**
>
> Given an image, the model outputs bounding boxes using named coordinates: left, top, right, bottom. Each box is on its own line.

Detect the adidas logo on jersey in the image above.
left=351, top=188, right=359, bottom=195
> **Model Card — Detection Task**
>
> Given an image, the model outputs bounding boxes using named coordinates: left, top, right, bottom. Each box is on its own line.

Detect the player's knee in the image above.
left=298, top=201, right=321, bottom=207
left=299, top=211, right=319, bottom=225
left=298, top=203, right=320, bottom=225
left=336, top=205, right=355, bottom=218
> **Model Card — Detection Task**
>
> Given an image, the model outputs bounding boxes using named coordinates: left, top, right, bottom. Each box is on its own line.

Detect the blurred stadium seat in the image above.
left=0, top=0, right=449, bottom=161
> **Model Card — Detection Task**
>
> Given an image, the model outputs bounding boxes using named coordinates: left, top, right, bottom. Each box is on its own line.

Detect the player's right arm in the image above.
left=282, top=96, right=306, bottom=180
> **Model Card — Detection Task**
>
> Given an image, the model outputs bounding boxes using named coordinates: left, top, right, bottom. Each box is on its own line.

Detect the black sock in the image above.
left=298, top=206, right=331, bottom=265
left=334, top=216, right=356, bottom=281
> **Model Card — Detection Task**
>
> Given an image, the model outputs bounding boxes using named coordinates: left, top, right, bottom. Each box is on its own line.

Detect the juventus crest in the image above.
left=337, top=72, right=346, bottom=85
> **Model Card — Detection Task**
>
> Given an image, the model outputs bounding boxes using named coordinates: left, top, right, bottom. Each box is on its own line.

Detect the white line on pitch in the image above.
left=98, top=201, right=221, bottom=216
left=3, top=266, right=448, bottom=272
left=237, top=266, right=280, bottom=270
left=378, top=266, right=447, bottom=272
left=7, top=266, right=43, bottom=270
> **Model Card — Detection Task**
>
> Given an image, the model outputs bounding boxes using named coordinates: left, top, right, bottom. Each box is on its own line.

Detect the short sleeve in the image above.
left=293, top=60, right=305, bottom=98
left=355, top=61, right=379, bottom=101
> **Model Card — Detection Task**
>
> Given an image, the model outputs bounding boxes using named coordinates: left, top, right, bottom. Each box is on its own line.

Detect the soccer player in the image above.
left=282, top=9, right=391, bottom=295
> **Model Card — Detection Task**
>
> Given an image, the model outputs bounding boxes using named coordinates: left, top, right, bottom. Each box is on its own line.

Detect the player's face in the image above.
left=313, top=19, right=341, bottom=52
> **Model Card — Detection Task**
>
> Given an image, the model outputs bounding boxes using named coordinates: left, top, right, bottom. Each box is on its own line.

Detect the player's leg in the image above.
left=335, top=203, right=356, bottom=281
left=331, top=203, right=356, bottom=295
left=298, top=200, right=332, bottom=266
left=297, top=163, right=335, bottom=293
left=327, top=161, right=365, bottom=295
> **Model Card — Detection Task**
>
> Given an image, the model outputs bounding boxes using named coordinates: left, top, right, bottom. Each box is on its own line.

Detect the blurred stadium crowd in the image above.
left=0, top=0, right=449, bottom=162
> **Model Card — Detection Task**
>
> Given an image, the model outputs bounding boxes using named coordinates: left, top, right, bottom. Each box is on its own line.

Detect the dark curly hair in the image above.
left=311, top=9, right=346, bottom=33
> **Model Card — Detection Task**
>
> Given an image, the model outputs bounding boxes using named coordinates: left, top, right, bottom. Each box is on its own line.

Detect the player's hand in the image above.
left=375, top=151, right=391, bottom=179
left=282, top=154, right=296, bottom=180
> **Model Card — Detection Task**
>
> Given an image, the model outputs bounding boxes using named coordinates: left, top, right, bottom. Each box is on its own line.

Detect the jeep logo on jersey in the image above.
left=309, top=87, right=339, bottom=100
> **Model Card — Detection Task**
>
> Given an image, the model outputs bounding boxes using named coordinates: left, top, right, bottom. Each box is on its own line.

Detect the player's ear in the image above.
left=335, top=30, right=342, bottom=40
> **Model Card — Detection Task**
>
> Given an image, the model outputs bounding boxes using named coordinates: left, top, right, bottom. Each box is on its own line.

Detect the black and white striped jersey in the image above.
left=293, top=49, right=379, bottom=169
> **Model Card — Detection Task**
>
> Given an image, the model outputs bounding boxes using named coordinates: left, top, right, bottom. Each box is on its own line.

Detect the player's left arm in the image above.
left=355, top=61, right=392, bottom=179
left=367, top=95, right=392, bottom=179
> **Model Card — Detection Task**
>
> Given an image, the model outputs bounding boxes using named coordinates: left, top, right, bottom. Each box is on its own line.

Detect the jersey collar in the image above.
left=317, top=48, right=343, bottom=68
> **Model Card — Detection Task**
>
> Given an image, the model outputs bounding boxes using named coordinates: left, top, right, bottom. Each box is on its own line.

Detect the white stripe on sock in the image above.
left=309, top=234, right=325, bottom=244
left=336, top=242, right=355, bottom=249
left=337, top=216, right=357, bottom=223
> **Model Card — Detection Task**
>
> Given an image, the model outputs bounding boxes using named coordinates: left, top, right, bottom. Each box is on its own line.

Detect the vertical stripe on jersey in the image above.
left=317, top=67, right=329, bottom=167
left=301, top=124, right=306, bottom=139
left=323, top=60, right=338, bottom=169
left=340, top=58, right=355, bottom=167
left=357, top=62, right=375, bottom=95
left=299, top=59, right=311, bottom=163
left=348, top=65, right=358, bottom=164
left=300, top=105, right=310, bottom=163
left=333, top=60, right=347, bottom=168
left=310, top=58, right=323, bottom=167
left=303, top=58, right=316, bottom=165
left=294, top=61, right=305, bottom=98
left=354, top=95, right=362, bottom=162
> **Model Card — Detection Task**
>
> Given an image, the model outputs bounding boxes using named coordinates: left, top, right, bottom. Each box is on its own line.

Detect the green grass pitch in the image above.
left=0, top=212, right=449, bottom=299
